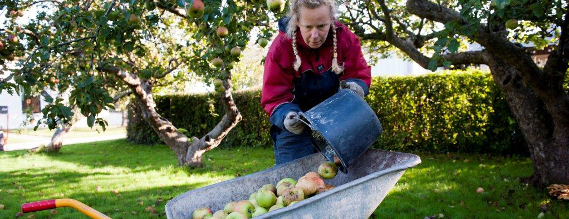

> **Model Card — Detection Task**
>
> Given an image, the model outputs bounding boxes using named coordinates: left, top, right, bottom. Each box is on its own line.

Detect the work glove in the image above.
left=341, top=81, right=365, bottom=98
left=284, top=111, right=306, bottom=135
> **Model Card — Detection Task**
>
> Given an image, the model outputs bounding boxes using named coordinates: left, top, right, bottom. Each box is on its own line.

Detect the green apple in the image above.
left=192, top=207, right=213, bottom=219
left=211, top=57, right=224, bottom=67
left=216, top=26, right=229, bottom=38
left=268, top=204, right=284, bottom=212
left=506, top=19, right=518, bottom=29
left=276, top=181, right=294, bottom=196
left=249, top=192, right=258, bottom=201
left=230, top=47, right=241, bottom=56
left=223, top=201, right=236, bottom=214
left=318, top=161, right=338, bottom=179
left=211, top=210, right=226, bottom=219
left=275, top=196, right=284, bottom=206
left=128, top=14, right=142, bottom=24
left=256, top=190, right=277, bottom=208
left=259, top=184, right=277, bottom=195
left=251, top=206, right=267, bottom=217
left=277, top=178, right=296, bottom=188
left=258, top=38, right=269, bottom=48
left=226, top=212, right=247, bottom=219
left=266, top=0, right=285, bottom=12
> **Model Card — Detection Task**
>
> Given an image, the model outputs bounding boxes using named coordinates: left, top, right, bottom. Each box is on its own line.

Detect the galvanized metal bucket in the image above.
left=300, top=89, right=383, bottom=173
left=165, top=149, right=421, bottom=219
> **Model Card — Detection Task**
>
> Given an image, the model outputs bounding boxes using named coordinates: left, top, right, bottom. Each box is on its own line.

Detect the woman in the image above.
left=261, top=0, right=371, bottom=165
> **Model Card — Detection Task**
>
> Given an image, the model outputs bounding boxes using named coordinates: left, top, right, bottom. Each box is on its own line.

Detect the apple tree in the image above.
left=343, top=0, right=568, bottom=186
left=0, top=0, right=280, bottom=167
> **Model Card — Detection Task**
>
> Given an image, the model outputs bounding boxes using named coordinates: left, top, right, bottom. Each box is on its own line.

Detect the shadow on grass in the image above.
left=370, top=153, right=568, bottom=219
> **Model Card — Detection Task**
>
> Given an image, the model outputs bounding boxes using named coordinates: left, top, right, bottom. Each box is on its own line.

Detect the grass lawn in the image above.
left=0, top=140, right=567, bottom=218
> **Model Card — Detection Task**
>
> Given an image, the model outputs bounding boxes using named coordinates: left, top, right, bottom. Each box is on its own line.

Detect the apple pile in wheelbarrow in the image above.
left=192, top=161, right=339, bottom=219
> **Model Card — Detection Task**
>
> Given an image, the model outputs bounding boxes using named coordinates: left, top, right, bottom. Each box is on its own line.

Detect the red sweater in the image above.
left=261, top=20, right=371, bottom=116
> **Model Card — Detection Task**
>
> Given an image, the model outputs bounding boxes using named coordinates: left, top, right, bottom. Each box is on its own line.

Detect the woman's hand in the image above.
left=342, top=81, right=365, bottom=98
left=284, top=112, right=306, bottom=134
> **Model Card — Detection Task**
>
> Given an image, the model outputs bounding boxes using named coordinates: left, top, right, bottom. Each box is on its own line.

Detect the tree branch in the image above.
left=113, top=91, right=133, bottom=103
left=376, top=0, right=394, bottom=39
left=155, top=58, right=183, bottom=79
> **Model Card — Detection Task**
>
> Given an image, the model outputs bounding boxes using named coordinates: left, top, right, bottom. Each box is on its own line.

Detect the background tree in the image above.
left=0, top=0, right=280, bottom=167
left=343, top=0, right=568, bottom=187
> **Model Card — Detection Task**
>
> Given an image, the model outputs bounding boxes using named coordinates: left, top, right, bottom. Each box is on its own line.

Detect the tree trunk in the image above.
left=104, top=65, right=242, bottom=167
left=484, top=53, right=569, bottom=186
left=121, top=109, right=127, bottom=127
left=45, top=107, right=82, bottom=152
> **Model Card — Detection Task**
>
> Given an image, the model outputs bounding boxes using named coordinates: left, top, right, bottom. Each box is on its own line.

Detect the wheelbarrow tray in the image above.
left=165, top=149, right=421, bottom=219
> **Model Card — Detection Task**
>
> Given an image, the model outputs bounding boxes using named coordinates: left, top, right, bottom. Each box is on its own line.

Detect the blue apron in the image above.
left=271, top=69, right=341, bottom=165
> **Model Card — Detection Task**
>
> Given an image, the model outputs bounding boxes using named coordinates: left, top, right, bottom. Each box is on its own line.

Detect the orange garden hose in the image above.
left=22, top=199, right=111, bottom=219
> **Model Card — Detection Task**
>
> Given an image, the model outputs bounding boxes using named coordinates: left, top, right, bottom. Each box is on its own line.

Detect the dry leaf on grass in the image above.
left=547, top=184, right=569, bottom=200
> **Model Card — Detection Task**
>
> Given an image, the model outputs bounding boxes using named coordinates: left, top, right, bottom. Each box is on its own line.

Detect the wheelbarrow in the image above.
left=21, top=199, right=111, bottom=219
left=165, top=149, right=421, bottom=219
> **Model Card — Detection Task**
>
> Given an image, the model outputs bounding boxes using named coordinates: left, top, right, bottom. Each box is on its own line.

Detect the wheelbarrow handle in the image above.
left=22, top=199, right=56, bottom=213
left=22, top=199, right=111, bottom=219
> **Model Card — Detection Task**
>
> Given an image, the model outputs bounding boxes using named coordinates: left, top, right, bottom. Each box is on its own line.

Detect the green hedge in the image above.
left=127, top=70, right=529, bottom=154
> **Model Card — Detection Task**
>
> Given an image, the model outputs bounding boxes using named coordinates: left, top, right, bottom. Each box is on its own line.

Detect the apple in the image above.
left=277, top=178, right=296, bottom=188
left=506, top=19, right=518, bottom=29
left=192, top=207, right=213, bottom=219
left=289, top=201, right=298, bottom=205
left=230, top=47, right=241, bottom=56
left=226, top=212, right=247, bottom=219
left=259, top=184, right=276, bottom=195
left=211, top=210, right=226, bottom=219
left=10, top=10, right=18, bottom=17
left=256, top=190, right=277, bottom=208
left=17, top=10, right=24, bottom=17
left=275, top=196, right=284, bottom=206
left=212, top=57, right=224, bottom=67
left=8, top=35, right=18, bottom=44
left=0, top=41, right=4, bottom=50
left=258, top=38, right=268, bottom=48
left=296, top=172, right=325, bottom=196
left=223, top=201, right=236, bottom=213
left=316, top=184, right=334, bottom=194
left=216, top=26, right=229, bottom=38
left=0, top=204, right=4, bottom=209
left=266, top=0, right=285, bottom=13
left=276, top=181, right=294, bottom=196
left=268, top=204, right=284, bottom=212
left=249, top=192, right=258, bottom=201
left=318, top=161, right=338, bottom=179
left=233, top=200, right=255, bottom=218
left=251, top=206, right=267, bottom=217
left=5, top=54, right=15, bottom=61
left=188, top=0, right=205, bottom=18
left=128, top=14, right=141, bottom=24
left=281, top=187, right=304, bottom=206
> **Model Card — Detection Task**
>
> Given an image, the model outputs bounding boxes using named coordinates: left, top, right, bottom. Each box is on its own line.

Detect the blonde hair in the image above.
left=286, top=0, right=343, bottom=74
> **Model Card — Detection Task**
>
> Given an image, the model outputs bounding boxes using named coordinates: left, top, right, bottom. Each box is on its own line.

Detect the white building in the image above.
left=0, top=86, right=124, bottom=130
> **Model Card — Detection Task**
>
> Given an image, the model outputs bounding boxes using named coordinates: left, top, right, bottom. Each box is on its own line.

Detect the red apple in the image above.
left=192, top=207, right=213, bottom=219
left=296, top=172, right=325, bottom=196
left=10, top=10, right=18, bottom=17
left=7, top=35, right=18, bottom=44
left=188, top=0, right=205, bottom=18
left=216, top=26, right=229, bottom=38
left=316, top=184, right=335, bottom=194
left=318, top=161, right=338, bottom=179
left=233, top=200, right=255, bottom=218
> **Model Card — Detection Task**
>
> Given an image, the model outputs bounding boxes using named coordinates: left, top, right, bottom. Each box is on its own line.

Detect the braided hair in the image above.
left=286, top=0, right=343, bottom=74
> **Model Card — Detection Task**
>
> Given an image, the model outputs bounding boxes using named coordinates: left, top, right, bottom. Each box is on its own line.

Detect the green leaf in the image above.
left=428, top=59, right=438, bottom=71
left=448, top=39, right=460, bottom=53
left=443, top=60, right=452, bottom=68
